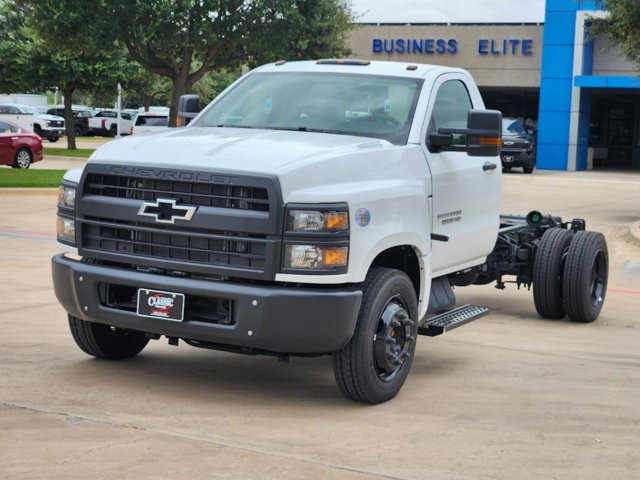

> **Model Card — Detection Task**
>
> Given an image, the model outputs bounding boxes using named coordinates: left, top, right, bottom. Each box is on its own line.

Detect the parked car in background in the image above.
left=88, top=110, right=135, bottom=137
left=47, top=107, right=96, bottom=137
left=501, top=117, right=536, bottom=174
left=130, top=112, right=169, bottom=135
left=0, top=104, right=65, bottom=142
left=0, top=120, right=44, bottom=168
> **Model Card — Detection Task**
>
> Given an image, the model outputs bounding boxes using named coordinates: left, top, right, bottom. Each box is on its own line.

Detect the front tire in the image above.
left=68, top=315, right=149, bottom=359
left=333, top=268, right=418, bottom=404
left=13, top=148, right=32, bottom=169
left=562, top=231, right=608, bottom=323
left=48, top=136, right=59, bottom=143
left=533, top=228, right=574, bottom=319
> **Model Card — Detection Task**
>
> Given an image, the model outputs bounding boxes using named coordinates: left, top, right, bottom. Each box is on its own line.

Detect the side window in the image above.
left=0, top=121, right=18, bottom=133
left=430, top=80, right=472, bottom=131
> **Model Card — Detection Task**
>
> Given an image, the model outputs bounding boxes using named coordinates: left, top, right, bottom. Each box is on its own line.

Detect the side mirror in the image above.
left=466, top=109, right=502, bottom=157
left=427, top=109, right=502, bottom=157
left=177, top=94, right=200, bottom=127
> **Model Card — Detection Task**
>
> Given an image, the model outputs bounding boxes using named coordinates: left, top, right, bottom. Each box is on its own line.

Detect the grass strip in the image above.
left=44, top=147, right=94, bottom=158
left=0, top=169, right=65, bottom=188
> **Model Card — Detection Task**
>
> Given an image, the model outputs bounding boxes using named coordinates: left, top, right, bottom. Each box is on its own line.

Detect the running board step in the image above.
left=418, top=304, right=489, bottom=337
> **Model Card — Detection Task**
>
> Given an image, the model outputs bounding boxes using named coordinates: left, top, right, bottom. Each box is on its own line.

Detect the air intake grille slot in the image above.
left=81, top=217, right=266, bottom=270
left=84, top=174, right=269, bottom=212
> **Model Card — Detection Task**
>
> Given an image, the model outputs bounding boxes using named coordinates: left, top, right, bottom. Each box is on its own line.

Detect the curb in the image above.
left=0, top=188, right=57, bottom=196
left=630, top=220, right=640, bottom=246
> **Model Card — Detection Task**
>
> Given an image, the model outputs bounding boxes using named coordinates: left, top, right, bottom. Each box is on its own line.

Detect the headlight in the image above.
left=57, top=182, right=77, bottom=246
left=57, top=216, right=76, bottom=244
left=58, top=185, right=77, bottom=208
left=287, top=209, right=349, bottom=232
left=282, top=204, right=350, bottom=273
left=284, top=245, right=348, bottom=269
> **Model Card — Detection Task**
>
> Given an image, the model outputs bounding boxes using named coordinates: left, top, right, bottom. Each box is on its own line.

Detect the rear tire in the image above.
left=332, top=267, right=418, bottom=404
left=562, top=231, right=608, bottom=323
left=13, top=148, right=32, bottom=169
left=68, top=315, right=149, bottom=359
left=533, top=228, right=574, bottom=319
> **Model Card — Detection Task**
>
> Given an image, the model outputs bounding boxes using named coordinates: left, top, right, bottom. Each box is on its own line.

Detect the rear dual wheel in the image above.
left=563, top=231, right=608, bottom=323
left=533, top=229, right=608, bottom=322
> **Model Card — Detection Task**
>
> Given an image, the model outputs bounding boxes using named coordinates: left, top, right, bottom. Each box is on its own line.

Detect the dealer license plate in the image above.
left=137, top=289, right=185, bottom=322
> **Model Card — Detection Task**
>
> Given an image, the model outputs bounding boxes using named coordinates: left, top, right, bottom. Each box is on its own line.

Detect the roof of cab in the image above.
left=252, top=59, right=468, bottom=79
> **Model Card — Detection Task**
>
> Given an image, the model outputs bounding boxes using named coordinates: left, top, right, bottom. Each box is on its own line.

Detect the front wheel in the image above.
left=333, top=267, right=418, bottom=404
left=47, top=136, right=59, bottom=143
left=68, top=315, right=149, bottom=359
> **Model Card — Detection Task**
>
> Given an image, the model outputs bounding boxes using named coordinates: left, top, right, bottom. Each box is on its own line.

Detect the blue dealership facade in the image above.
left=349, top=0, right=640, bottom=171
left=538, top=0, right=640, bottom=170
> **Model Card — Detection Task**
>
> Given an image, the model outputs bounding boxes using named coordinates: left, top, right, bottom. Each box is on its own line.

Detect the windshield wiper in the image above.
left=215, top=124, right=255, bottom=129
left=262, top=126, right=344, bottom=135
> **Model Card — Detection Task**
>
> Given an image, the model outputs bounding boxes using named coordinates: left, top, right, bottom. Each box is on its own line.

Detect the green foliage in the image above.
left=0, top=169, right=65, bottom=188
left=2, top=1, right=355, bottom=127
left=591, top=0, right=640, bottom=66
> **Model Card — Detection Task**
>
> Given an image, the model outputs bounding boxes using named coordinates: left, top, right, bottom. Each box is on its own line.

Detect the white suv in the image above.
left=0, top=104, right=65, bottom=142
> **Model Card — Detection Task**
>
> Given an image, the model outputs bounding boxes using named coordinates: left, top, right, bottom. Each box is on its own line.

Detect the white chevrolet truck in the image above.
left=52, top=60, right=609, bottom=404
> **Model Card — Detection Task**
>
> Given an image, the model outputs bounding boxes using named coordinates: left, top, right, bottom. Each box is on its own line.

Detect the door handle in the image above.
left=11, top=137, right=19, bottom=140
left=482, top=162, right=497, bottom=171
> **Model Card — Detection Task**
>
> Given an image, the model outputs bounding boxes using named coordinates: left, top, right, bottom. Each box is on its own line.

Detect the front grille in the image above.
left=78, top=165, right=282, bottom=279
left=85, top=173, right=269, bottom=212
left=50, top=120, right=64, bottom=127
left=82, top=217, right=266, bottom=270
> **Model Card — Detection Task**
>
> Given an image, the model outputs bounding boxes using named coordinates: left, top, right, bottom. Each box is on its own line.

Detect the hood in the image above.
left=90, top=126, right=392, bottom=176
left=37, top=113, right=64, bottom=121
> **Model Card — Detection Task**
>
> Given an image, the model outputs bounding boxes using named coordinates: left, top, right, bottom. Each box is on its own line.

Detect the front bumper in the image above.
left=501, top=150, right=535, bottom=168
left=41, top=128, right=65, bottom=138
left=52, top=254, right=362, bottom=354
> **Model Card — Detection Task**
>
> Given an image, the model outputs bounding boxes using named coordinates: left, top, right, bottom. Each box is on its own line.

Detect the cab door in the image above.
left=421, top=74, right=501, bottom=276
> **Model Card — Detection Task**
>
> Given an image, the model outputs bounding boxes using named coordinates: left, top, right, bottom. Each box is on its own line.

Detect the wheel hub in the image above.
left=374, top=299, right=414, bottom=380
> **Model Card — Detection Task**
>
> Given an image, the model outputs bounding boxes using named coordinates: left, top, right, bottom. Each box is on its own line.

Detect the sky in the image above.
left=350, top=0, right=547, bottom=24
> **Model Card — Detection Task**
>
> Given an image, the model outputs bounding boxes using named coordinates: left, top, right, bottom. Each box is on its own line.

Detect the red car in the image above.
left=0, top=120, right=44, bottom=169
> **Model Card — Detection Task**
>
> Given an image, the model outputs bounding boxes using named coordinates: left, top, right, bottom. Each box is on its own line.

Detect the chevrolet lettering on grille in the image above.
left=137, top=198, right=197, bottom=224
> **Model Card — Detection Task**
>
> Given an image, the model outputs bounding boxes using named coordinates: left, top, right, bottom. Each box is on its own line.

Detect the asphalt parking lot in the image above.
left=1, top=169, right=639, bottom=479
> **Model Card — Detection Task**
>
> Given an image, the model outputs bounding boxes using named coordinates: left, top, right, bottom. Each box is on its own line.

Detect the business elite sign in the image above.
left=372, top=38, right=533, bottom=56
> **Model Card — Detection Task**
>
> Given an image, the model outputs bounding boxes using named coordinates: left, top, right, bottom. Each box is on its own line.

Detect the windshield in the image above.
left=502, top=118, right=525, bottom=135
left=194, top=72, right=424, bottom=145
left=19, top=105, right=39, bottom=114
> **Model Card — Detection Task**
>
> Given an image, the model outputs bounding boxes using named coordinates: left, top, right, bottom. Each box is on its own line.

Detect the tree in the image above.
left=2, top=1, right=133, bottom=149
left=590, top=0, right=640, bottom=66
left=26, top=0, right=354, bottom=126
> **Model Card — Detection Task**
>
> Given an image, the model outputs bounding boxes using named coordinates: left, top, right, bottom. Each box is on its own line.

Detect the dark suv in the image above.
left=501, top=118, right=536, bottom=174
left=46, top=107, right=95, bottom=137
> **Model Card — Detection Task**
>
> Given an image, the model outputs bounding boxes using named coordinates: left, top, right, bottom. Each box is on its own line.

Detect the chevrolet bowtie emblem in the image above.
left=137, top=198, right=197, bottom=224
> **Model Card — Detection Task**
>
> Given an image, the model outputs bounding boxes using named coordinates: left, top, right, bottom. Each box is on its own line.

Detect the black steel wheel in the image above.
left=533, top=228, right=574, bottom=319
left=332, top=267, right=418, bottom=404
left=68, top=315, right=149, bottom=359
left=562, top=231, right=608, bottom=323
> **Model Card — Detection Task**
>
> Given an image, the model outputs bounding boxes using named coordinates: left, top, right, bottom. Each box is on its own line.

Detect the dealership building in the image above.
left=347, top=0, right=640, bottom=171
